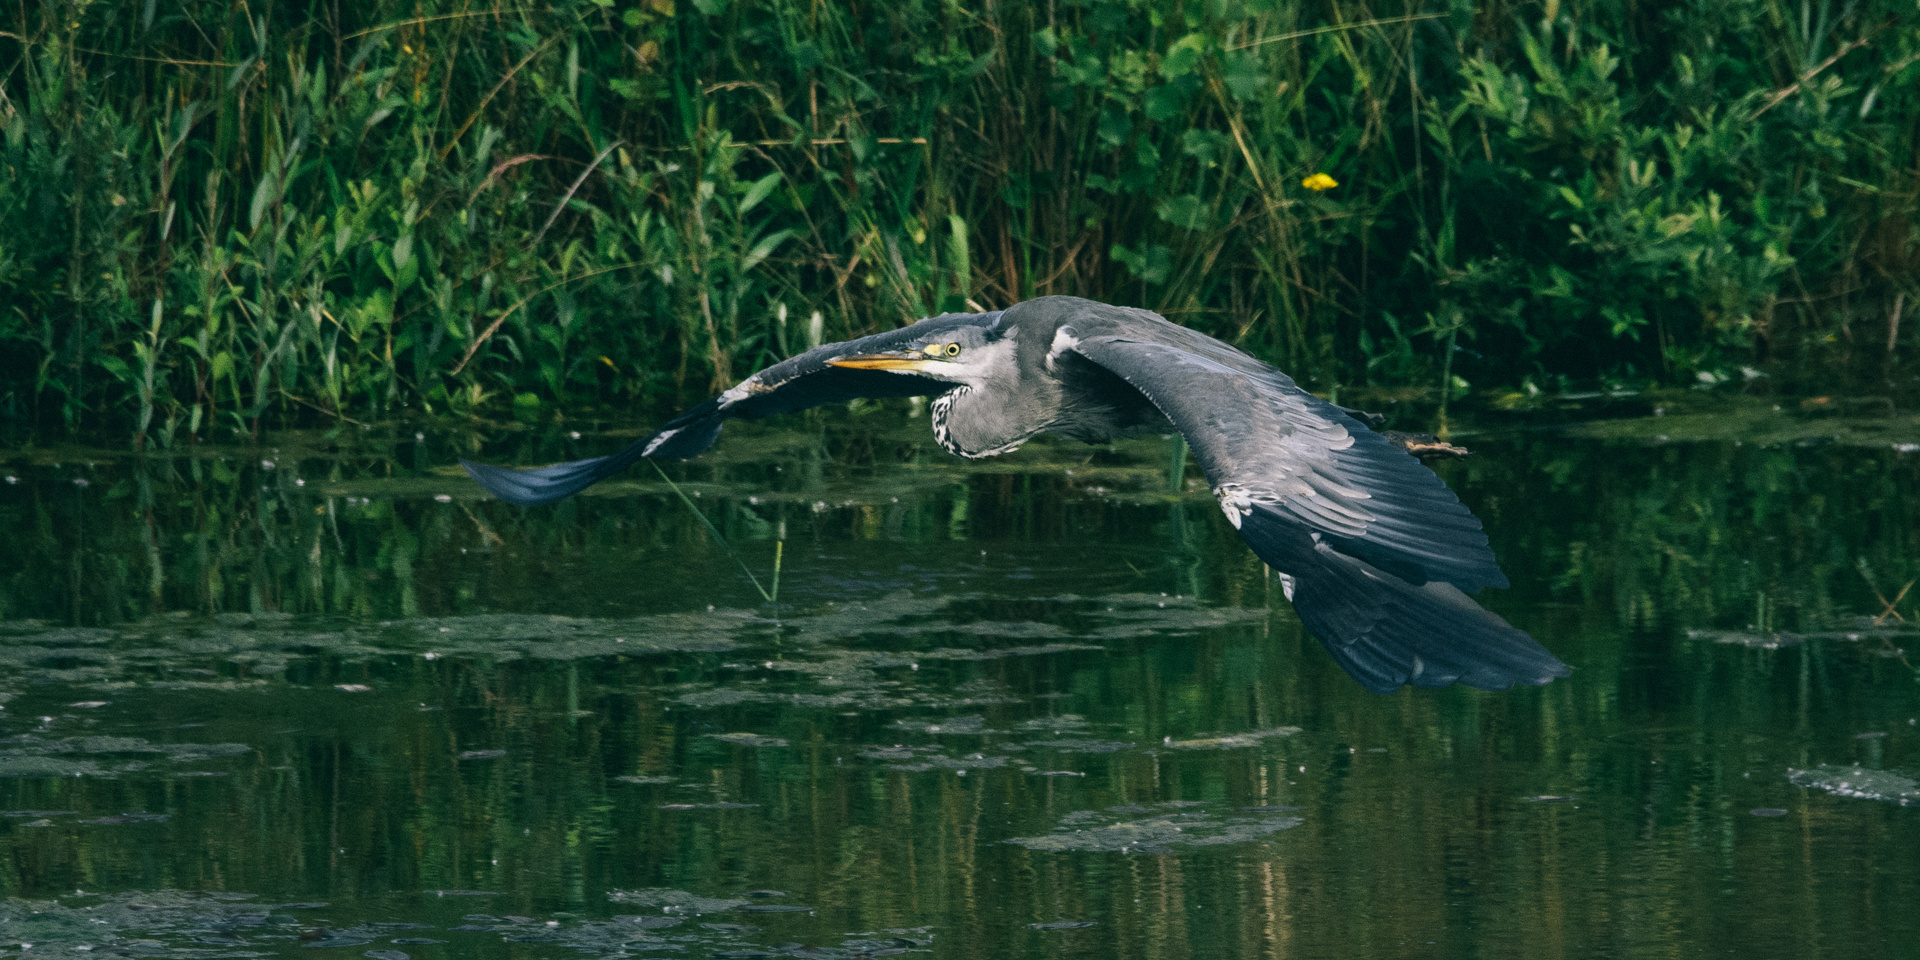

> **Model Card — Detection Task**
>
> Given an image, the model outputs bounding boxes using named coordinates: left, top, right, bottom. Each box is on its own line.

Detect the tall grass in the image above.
left=2, top=0, right=1916, bottom=441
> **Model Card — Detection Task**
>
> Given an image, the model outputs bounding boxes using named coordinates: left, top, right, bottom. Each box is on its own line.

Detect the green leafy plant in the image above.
left=2, top=0, right=1915, bottom=441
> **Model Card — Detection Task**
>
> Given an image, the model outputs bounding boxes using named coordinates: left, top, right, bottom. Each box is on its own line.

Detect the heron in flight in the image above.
left=463, top=296, right=1570, bottom=694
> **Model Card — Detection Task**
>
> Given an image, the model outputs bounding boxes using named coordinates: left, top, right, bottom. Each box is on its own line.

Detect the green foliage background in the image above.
left=2, top=0, right=1917, bottom=442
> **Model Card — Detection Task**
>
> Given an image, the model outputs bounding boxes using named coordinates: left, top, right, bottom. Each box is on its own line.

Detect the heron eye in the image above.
left=944, top=342, right=961, bottom=357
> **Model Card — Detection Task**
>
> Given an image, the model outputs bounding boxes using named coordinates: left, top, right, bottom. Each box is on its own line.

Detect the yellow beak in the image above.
left=826, top=353, right=934, bottom=371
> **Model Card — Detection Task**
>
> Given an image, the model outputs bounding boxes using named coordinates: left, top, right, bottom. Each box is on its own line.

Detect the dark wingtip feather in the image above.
left=460, top=457, right=614, bottom=506
left=458, top=421, right=723, bottom=506
left=1305, top=592, right=1570, bottom=694
left=1240, top=509, right=1569, bottom=694
left=1299, top=569, right=1570, bottom=694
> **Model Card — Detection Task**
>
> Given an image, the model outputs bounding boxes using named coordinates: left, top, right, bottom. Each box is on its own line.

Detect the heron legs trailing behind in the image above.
left=462, top=296, right=1571, bottom=695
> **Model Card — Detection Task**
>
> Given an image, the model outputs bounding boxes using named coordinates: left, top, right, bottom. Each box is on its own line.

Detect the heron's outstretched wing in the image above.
left=461, top=311, right=998, bottom=505
left=1065, top=321, right=1567, bottom=693
left=1065, top=330, right=1505, bottom=591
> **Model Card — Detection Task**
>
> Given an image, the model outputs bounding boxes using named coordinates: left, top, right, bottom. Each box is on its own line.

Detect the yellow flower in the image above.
left=1301, top=173, right=1339, bottom=191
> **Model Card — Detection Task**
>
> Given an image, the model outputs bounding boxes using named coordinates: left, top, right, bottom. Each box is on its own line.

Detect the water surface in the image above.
left=0, top=398, right=1916, bottom=959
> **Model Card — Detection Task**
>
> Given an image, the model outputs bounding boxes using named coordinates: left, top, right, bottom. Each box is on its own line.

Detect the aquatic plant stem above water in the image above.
left=651, top=459, right=779, bottom=605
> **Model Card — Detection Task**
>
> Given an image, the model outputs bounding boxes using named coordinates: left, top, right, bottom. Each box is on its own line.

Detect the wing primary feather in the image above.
left=1237, top=502, right=1568, bottom=694
left=457, top=311, right=995, bottom=504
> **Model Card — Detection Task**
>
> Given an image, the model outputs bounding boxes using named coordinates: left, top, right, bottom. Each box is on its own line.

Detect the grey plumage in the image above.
left=462, top=296, right=1570, bottom=694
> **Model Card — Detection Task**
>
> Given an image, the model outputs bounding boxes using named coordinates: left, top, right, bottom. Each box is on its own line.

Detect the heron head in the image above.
left=825, top=325, right=1005, bottom=384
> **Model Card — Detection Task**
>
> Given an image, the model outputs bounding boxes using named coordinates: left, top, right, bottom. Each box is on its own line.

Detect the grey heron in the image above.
left=462, top=296, right=1570, bottom=694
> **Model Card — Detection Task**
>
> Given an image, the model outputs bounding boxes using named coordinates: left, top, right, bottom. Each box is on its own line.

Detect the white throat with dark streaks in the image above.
left=929, top=386, right=1033, bottom=459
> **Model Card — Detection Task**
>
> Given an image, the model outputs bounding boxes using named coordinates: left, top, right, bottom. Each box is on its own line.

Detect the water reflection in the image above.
left=0, top=401, right=1915, bottom=959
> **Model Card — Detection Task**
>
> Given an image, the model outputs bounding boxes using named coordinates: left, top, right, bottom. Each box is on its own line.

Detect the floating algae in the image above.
left=0, top=755, right=112, bottom=777
left=857, top=745, right=939, bottom=762
left=1022, top=738, right=1133, bottom=754
left=0, top=733, right=250, bottom=779
left=890, top=715, right=996, bottom=734
left=1787, top=765, right=1920, bottom=806
left=1162, top=726, right=1302, bottom=750
left=883, top=753, right=1012, bottom=773
left=0, top=887, right=871, bottom=959
left=653, top=592, right=1247, bottom=718
left=1005, top=801, right=1302, bottom=853
left=606, top=889, right=752, bottom=914
left=0, top=589, right=1238, bottom=731
left=0, top=891, right=298, bottom=956
left=708, top=732, right=790, bottom=747
left=1687, top=627, right=1909, bottom=650
left=0, top=609, right=756, bottom=698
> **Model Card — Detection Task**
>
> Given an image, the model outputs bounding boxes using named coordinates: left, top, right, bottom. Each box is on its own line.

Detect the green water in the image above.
left=0, top=399, right=1916, bottom=959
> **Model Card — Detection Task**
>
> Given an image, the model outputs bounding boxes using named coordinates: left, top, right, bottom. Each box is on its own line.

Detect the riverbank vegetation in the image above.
left=3, top=0, right=1916, bottom=442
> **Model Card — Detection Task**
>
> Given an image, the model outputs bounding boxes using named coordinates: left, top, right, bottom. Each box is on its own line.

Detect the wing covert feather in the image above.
left=1066, top=333, right=1508, bottom=592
